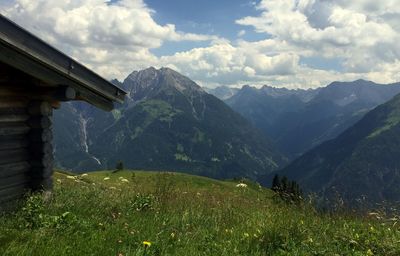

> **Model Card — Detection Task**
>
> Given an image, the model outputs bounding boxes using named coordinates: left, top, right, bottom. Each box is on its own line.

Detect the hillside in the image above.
left=271, top=92, right=400, bottom=206
left=1, top=170, right=399, bottom=255
left=226, top=80, right=400, bottom=159
left=54, top=67, right=286, bottom=179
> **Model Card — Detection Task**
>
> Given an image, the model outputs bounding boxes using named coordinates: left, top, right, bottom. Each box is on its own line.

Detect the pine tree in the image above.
left=271, top=174, right=281, bottom=192
left=115, top=161, right=124, bottom=172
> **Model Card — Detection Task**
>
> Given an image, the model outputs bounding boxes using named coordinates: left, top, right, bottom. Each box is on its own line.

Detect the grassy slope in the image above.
left=0, top=170, right=399, bottom=256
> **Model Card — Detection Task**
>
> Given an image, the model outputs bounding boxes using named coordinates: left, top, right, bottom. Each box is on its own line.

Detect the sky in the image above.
left=1, top=0, right=400, bottom=89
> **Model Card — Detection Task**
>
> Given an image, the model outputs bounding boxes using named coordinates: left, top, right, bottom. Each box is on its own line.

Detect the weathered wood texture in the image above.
left=0, top=97, right=54, bottom=209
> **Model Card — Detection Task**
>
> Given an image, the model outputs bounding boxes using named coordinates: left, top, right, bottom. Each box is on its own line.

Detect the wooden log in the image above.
left=0, top=139, right=28, bottom=151
left=0, top=114, right=30, bottom=122
left=0, top=122, right=30, bottom=136
left=0, top=173, right=30, bottom=190
left=28, top=101, right=52, bottom=116
left=29, top=128, right=53, bottom=142
left=0, top=161, right=30, bottom=178
left=29, top=142, right=53, bottom=157
left=0, top=100, right=28, bottom=108
left=30, top=154, right=54, bottom=168
left=27, top=116, right=52, bottom=129
left=0, top=148, right=30, bottom=165
left=0, top=183, right=29, bottom=203
left=0, top=86, right=76, bottom=102
left=0, top=107, right=27, bottom=115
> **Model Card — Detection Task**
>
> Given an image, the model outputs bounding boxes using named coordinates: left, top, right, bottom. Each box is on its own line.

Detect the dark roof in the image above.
left=0, top=14, right=126, bottom=111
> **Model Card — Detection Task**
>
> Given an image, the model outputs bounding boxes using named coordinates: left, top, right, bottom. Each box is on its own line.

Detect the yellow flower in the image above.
left=143, top=241, right=151, bottom=247
left=367, top=249, right=374, bottom=256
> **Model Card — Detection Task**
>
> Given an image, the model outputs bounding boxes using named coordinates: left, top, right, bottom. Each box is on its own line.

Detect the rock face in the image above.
left=268, top=92, right=400, bottom=206
left=226, top=80, right=400, bottom=159
left=54, top=67, right=286, bottom=179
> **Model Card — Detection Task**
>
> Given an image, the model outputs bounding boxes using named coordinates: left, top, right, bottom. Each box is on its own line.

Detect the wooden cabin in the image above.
left=0, top=15, right=126, bottom=210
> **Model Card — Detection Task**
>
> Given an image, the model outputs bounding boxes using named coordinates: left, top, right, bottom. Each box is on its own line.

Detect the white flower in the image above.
left=66, top=175, right=75, bottom=180
left=120, top=178, right=129, bottom=183
left=103, top=177, right=111, bottom=181
left=236, top=183, right=248, bottom=188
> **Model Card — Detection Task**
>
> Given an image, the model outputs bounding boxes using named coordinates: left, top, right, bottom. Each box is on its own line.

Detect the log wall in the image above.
left=0, top=88, right=54, bottom=210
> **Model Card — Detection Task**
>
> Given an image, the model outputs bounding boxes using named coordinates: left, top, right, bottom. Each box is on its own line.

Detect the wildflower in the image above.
left=121, top=178, right=129, bottom=183
left=300, top=220, right=304, bottom=225
left=367, top=249, right=374, bottom=256
left=81, top=173, right=88, bottom=177
left=143, top=241, right=151, bottom=247
left=243, top=233, right=249, bottom=238
left=66, top=175, right=75, bottom=179
left=236, top=183, right=247, bottom=188
left=56, top=179, right=62, bottom=183
left=103, top=177, right=110, bottom=181
left=170, top=232, right=175, bottom=238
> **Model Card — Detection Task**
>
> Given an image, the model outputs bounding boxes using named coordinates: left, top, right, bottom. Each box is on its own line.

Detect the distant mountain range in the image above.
left=54, top=67, right=286, bottom=179
left=204, top=86, right=239, bottom=100
left=270, top=92, right=400, bottom=206
left=222, top=80, right=400, bottom=159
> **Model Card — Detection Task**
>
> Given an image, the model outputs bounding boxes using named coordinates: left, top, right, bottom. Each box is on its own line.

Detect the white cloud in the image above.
left=234, top=0, right=400, bottom=86
left=1, top=0, right=399, bottom=88
left=237, top=30, right=246, bottom=37
left=0, top=0, right=217, bottom=79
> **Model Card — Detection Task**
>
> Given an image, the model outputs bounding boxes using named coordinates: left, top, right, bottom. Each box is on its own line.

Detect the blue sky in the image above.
left=1, top=0, right=399, bottom=88
left=146, top=0, right=268, bottom=56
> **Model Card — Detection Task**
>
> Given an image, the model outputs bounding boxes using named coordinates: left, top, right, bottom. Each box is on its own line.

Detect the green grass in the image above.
left=1, top=170, right=399, bottom=255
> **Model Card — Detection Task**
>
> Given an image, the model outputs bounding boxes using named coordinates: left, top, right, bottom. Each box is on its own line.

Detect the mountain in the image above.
left=269, top=92, right=400, bottom=206
left=227, top=80, right=400, bottom=159
left=205, top=86, right=239, bottom=100
left=54, top=67, right=286, bottom=179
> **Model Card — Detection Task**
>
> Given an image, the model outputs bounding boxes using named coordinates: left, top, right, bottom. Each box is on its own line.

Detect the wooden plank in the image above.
left=0, top=122, right=30, bottom=136
left=0, top=148, right=29, bottom=165
left=0, top=161, right=30, bottom=178
left=0, top=139, right=28, bottom=150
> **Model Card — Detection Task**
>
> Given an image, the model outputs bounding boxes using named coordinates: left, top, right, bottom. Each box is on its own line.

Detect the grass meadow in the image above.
left=1, top=170, right=399, bottom=255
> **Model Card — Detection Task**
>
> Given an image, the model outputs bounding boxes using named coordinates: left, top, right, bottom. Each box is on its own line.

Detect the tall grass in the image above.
left=0, top=170, right=399, bottom=255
